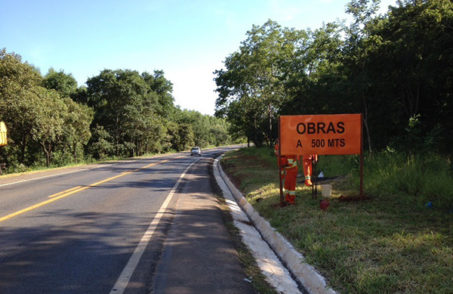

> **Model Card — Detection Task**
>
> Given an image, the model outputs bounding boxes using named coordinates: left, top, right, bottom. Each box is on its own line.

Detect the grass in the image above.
left=318, top=152, right=453, bottom=210
left=221, top=147, right=453, bottom=294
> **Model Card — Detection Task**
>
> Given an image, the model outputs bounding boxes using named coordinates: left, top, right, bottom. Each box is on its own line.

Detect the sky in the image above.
left=0, top=0, right=396, bottom=115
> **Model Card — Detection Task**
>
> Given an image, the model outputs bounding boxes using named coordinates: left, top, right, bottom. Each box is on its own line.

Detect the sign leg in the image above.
left=278, top=118, right=284, bottom=206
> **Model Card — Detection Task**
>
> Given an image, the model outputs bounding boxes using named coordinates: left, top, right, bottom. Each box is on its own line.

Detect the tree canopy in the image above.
left=0, top=49, right=234, bottom=169
left=214, top=0, right=453, bottom=154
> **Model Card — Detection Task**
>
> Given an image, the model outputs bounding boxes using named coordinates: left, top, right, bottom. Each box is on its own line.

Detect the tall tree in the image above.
left=282, top=22, right=347, bottom=116
left=87, top=69, right=174, bottom=156
left=142, top=70, right=175, bottom=117
left=0, top=49, right=43, bottom=164
left=87, top=70, right=147, bottom=155
left=215, top=20, right=304, bottom=146
left=30, top=87, right=67, bottom=167
left=364, top=0, right=453, bottom=152
left=344, top=0, right=382, bottom=152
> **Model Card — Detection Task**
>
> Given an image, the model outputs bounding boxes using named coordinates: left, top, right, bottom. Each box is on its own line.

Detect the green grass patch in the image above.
left=221, top=147, right=453, bottom=294
left=317, top=152, right=453, bottom=211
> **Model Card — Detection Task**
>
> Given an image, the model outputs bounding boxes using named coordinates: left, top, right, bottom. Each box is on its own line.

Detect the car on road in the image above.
left=190, top=147, right=201, bottom=156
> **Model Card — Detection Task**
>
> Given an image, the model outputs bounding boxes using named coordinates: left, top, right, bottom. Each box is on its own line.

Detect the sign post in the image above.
left=279, top=114, right=364, bottom=198
left=277, top=119, right=284, bottom=205
left=359, top=116, right=364, bottom=199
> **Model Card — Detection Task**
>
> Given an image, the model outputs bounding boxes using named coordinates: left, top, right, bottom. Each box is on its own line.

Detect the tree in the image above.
left=87, top=69, right=152, bottom=156
left=363, top=0, right=453, bottom=153
left=61, top=98, right=93, bottom=162
left=0, top=49, right=43, bottom=165
left=215, top=20, right=304, bottom=146
left=207, top=116, right=231, bottom=146
left=42, top=69, right=78, bottom=97
left=281, top=22, right=347, bottom=116
left=86, top=69, right=181, bottom=157
left=1, top=50, right=97, bottom=167
left=343, top=0, right=382, bottom=152
left=177, top=124, right=195, bottom=151
left=30, top=88, right=67, bottom=167
left=142, top=70, right=175, bottom=117
left=88, top=125, right=113, bottom=159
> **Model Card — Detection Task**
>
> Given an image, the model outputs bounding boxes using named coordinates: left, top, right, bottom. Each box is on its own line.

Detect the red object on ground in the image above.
left=320, top=199, right=330, bottom=211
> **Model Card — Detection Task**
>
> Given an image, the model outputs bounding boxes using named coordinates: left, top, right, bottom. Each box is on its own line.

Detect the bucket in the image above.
left=321, top=184, right=332, bottom=198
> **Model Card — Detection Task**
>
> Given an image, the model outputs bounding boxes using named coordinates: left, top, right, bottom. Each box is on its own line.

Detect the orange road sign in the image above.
left=0, top=121, right=7, bottom=146
left=279, top=114, right=362, bottom=156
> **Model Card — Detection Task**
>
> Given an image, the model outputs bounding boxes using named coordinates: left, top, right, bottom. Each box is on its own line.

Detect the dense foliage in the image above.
left=215, top=0, right=453, bottom=154
left=0, top=49, right=233, bottom=170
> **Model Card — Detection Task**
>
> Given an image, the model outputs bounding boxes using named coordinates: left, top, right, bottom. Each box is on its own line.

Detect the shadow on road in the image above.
left=0, top=150, right=255, bottom=294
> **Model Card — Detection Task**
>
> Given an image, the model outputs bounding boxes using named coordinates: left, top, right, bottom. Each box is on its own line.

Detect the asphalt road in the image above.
left=0, top=147, right=255, bottom=294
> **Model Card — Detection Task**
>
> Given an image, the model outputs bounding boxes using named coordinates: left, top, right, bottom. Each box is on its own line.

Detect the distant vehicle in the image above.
left=191, top=147, right=201, bottom=156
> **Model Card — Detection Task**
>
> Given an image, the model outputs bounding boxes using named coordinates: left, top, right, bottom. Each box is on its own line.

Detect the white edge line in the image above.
left=109, top=158, right=199, bottom=294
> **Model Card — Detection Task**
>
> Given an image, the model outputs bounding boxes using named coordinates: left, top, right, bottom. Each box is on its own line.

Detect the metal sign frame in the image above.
left=278, top=114, right=364, bottom=203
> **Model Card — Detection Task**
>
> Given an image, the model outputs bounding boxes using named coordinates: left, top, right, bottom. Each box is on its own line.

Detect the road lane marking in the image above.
left=48, top=186, right=82, bottom=198
left=0, top=159, right=171, bottom=224
left=109, top=159, right=199, bottom=294
left=0, top=186, right=89, bottom=223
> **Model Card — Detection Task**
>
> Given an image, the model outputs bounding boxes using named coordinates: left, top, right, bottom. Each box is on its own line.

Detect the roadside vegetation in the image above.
left=0, top=50, right=239, bottom=174
left=214, top=0, right=452, bottom=158
left=215, top=3, right=453, bottom=291
left=221, top=147, right=452, bottom=294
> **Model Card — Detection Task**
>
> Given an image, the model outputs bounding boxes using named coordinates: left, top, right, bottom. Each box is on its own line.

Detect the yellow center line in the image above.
left=0, top=159, right=170, bottom=224
left=48, top=186, right=83, bottom=198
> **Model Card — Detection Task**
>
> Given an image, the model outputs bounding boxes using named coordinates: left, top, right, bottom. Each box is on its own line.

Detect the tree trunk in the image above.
left=41, top=142, right=52, bottom=167
left=72, top=142, right=78, bottom=162
left=20, top=134, right=27, bottom=164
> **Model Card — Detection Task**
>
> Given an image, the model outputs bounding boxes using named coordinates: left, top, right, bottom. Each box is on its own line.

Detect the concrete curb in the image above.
left=215, top=156, right=337, bottom=294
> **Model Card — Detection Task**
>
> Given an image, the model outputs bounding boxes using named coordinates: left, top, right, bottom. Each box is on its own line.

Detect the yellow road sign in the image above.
left=0, top=121, right=7, bottom=146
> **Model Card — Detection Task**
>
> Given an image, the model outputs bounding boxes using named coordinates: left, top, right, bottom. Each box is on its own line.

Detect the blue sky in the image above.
left=1, top=0, right=395, bottom=115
